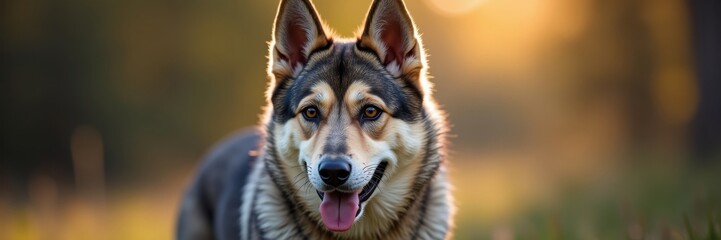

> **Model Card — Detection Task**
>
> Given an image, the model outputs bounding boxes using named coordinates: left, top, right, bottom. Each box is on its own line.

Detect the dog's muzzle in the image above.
left=315, top=161, right=388, bottom=232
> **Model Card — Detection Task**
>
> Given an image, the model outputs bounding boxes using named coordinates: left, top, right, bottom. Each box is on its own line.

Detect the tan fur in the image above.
left=249, top=0, right=453, bottom=239
left=264, top=77, right=447, bottom=238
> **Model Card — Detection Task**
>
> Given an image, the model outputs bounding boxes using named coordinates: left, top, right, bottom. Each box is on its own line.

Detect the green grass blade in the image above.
left=708, top=212, right=718, bottom=240
left=685, top=214, right=696, bottom=240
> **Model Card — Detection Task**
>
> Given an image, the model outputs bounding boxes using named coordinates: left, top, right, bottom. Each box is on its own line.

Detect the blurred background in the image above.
left=1, top=0, right=719, bottom=239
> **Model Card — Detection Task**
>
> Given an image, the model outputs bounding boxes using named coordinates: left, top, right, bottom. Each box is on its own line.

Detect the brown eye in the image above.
left=362, top=106, right=381, bottom=120
left=302, top=107, right=319, bottom=120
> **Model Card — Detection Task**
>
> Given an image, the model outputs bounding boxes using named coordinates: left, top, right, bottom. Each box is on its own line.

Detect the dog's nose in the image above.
left=318, top=157, right=352, bottom=187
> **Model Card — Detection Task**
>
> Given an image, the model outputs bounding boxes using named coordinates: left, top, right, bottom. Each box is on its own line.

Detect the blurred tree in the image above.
left=689, top=0, right=721, bottom=160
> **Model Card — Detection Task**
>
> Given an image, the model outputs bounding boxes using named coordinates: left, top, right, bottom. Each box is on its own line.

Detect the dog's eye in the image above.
left=361, top=106, right=381, bottom=120
left=302, top=107, right=320, bottom=120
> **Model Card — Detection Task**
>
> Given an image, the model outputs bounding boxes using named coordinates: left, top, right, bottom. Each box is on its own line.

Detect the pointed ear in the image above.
left=270, top=0, right=329, bottom=79
left=358, top=0, right=423, bottom=78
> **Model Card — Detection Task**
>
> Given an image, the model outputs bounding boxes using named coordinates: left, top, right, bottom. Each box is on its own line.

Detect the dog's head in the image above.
left=264, top=0, right=443, bottom=235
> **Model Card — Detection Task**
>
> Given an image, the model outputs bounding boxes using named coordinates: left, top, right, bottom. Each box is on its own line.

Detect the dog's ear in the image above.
left=358, top=0, right=424, bottom=79
left=270, top=0, right=329, bottom=80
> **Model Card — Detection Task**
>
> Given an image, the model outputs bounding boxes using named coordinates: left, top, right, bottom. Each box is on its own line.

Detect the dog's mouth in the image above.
left=315, top=161, right=388, bottom=232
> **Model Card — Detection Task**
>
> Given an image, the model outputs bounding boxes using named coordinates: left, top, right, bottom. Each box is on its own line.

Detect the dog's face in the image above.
left=266, top=0, right=436, bottom=234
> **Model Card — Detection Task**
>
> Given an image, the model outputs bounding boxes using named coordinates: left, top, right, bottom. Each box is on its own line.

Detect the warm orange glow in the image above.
left=425, top=0, right=591, bottom=86
left=422, top=0, right=486, bottom=16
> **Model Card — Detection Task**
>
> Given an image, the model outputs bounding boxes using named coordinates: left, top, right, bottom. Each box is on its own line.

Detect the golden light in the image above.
left=422, top=0, right=486, bottom=16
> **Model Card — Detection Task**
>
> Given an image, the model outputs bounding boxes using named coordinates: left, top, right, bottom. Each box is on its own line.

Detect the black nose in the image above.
left=318, top=157, right=352, bottom=187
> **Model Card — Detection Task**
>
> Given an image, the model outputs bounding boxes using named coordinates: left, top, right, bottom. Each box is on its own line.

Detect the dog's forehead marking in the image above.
left=297, top=81, right=334, bottom=112
left=312, top=82, right=333, bottom=103
left=278, top=41, right=420, bottom=122
left=312, top=82, right=334, bottom=107
left=344, top=82, right=391, bottom=113
left=301, top=43, right=380, bottom=95
left=347, top=82, right=369, bottom=102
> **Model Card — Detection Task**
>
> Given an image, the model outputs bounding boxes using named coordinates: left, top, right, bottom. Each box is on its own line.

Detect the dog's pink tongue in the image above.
left=319, top=191, right=359, bottom=232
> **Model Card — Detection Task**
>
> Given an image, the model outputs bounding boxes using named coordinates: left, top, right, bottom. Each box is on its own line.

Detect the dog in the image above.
left=176, top=0, right=453, bottom=239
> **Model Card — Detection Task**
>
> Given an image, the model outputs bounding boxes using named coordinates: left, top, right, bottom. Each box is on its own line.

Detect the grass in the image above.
left=450, top=154, right=720, bottom=240
left=1, top=158, right=719, bottom=240
left=685, top=213, right=719, bottom=240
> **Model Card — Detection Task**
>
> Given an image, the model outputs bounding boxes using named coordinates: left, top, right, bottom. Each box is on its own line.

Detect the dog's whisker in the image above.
left=300, top=179, right=313, bottom=193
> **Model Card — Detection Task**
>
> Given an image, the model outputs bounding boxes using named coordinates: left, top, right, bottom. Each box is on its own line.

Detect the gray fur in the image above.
left=176, top=0, right=453, bottom=239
